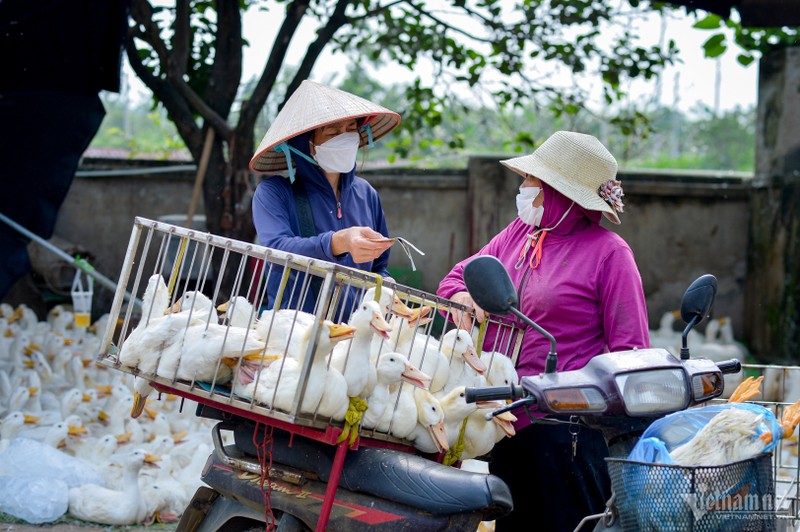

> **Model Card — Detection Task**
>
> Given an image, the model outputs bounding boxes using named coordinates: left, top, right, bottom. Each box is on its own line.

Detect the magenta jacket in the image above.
left=438, top=182, right=650, bottom=387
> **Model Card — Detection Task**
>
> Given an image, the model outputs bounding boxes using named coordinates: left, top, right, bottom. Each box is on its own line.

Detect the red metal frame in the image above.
left=150, top=381, right=421, bottom=530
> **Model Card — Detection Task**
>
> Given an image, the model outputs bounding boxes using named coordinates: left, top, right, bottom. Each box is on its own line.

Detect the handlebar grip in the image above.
left=465, top=384, right=524, bottom=403
left=716, top=359, right=742, bottom=375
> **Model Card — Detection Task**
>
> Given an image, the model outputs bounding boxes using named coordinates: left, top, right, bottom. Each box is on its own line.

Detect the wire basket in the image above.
left=96, top=217, right=523, bottom=446
left=606, top=453, right=776, bottom=531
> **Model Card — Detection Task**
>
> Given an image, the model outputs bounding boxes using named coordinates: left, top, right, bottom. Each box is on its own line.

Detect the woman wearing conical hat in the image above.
left=437, top=131, right=650, bottom=530
left=250, top=80, right=401, bottom=313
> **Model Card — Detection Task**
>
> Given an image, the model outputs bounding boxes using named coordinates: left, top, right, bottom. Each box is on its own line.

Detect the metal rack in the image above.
left=95, top=217, right=524, bottom=530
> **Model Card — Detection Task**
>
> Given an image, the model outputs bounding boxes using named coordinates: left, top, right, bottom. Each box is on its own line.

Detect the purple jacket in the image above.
left=252, top=131, right=390, bottom=312
left=438, top=182, right=650, bottom=382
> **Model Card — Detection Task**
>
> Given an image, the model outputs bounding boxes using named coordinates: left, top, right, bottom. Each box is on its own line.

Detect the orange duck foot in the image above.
left=728, top=375, right=764, bottom=403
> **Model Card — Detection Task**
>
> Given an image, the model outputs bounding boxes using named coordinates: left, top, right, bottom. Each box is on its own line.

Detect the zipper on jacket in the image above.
left=337, top=201, right=342, bottom=219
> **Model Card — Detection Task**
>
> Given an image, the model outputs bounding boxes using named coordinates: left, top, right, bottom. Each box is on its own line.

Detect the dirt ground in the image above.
left=0, top=516, right=177, bottom=532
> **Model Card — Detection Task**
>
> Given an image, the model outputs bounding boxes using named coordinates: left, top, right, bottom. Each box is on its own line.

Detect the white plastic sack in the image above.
left=0, top=476, right=69, bottom=524
left=0, top=438, right=105, bottom=487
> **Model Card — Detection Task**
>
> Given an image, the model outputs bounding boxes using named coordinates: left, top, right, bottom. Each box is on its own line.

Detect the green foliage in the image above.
left=89, top=95, right=188, bottom=158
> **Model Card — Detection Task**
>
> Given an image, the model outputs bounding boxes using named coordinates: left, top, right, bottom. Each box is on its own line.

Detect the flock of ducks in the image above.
left=649, top=310, right=800, bottom=402
left=0, top=301, right=216, bottom=526
left=119, top=274, right=519, bottom=462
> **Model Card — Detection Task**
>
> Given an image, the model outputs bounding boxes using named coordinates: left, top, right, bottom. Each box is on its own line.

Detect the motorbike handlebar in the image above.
left=716, top=359, right=742, bottom=375
left=465, top=384, right=526, bottom=403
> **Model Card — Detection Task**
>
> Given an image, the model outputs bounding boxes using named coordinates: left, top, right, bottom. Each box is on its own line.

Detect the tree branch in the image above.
left=207, top=0, right=243, bottom=114
left=125, top=33, right=201, bottom=151
left=130, top=0, right=171, bottom=74
left=284, top=0, right=354, bottom=103
left=171, top=0, right=190, bottom=78
left=238, top=0, right=311, bottom=129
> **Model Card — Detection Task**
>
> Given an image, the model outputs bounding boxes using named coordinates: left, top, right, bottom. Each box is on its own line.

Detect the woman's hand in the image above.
left=450, top=290, right=487, bottom=331
left=332, top=226, right=394, bottom=263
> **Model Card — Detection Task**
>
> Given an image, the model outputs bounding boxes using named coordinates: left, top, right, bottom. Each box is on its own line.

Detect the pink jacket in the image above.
left=438, top=182, right=650, bottom=384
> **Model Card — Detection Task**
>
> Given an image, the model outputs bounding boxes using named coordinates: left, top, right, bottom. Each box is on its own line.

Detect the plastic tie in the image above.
left=337, top=396, right=369, bottom=447
left=443, top=417, right=469, bottom=466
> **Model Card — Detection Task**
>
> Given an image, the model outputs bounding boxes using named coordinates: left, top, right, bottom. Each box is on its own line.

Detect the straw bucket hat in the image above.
left=249, top=80, right=402, bottom=174
left=499, top=131, right=623, bottom=224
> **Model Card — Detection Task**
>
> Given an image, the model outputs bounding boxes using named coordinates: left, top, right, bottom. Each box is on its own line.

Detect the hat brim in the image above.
left=500, top=155, right=621, bottom=224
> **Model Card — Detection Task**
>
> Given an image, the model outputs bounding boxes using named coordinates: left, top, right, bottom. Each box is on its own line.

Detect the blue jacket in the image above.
left=252, top=131, right=391, bottom=313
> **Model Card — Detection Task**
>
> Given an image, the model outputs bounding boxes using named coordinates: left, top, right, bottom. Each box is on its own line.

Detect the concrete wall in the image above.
left=5, top=158, right=751, bottom=352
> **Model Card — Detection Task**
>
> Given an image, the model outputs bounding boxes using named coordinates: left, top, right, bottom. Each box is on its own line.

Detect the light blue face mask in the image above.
left=274, top=123, right=375, bottom=183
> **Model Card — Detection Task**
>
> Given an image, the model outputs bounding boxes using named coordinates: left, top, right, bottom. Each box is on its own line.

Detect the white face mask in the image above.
left=312, top=131, right=361, bottom=173
left=516, top=186, right=544, bottom=226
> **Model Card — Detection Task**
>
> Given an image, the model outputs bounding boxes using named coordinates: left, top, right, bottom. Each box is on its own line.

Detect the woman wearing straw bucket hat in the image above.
left=438, top=131, right=649, bottom=530
left=249, top=80, right=400, bottom=312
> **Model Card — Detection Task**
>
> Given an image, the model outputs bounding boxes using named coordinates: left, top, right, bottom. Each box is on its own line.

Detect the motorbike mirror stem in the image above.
left=463, top=256, right=560, bottom=373
left=508, top=306, right=557, bottom=373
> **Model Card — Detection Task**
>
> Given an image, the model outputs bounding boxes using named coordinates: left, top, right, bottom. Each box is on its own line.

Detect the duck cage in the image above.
left=97, top=217, right=524, bottom=449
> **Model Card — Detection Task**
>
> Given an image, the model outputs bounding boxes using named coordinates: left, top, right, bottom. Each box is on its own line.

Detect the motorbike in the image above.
left=460, top=255, right=745, bottom=531
left=176, top=255, right=740, bottom=532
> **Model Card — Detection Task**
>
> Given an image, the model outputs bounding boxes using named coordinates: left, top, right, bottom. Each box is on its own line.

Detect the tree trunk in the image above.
left=746, top=46, right=800, bottom=364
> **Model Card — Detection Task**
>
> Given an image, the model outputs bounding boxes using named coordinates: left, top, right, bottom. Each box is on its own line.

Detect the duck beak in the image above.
left=492, top=411, right=517, bottom=437
left=463, top=345, right=486, bottom=374
left=370, top=311, right=392, bottom=340
left=168, top=300, right=182, bottom=314
left=96, top=385, right=113, bottom=396
left=171, top=431, right=189, bottom=443
left=23, top=414, right=39, bottom=424
left=82, top=393, right=93, bottom=402
left=115, top=431, right=133, bottom=443
left=131, top=390, right=148, bottom=419
left=328, top=323, right=356, bottom=341
left=144, top=453, right=161, bottom=467
left=391, top=296, right=415, bottom=319
left=476, top=400, right=505, bottom=410
left=407, top=306, right=433, bottom=328
left=401, top=363, right=431, bottom=390
left=428, top=421, right=449, bottom=453
left=145, top=406, right=158, bottom=420
left=68, top=424, right=88, bottom=436
left=216, top=301, right=230, bottom=312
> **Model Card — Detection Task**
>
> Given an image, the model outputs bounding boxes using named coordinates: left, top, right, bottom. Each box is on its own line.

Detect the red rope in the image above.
left=253, top=422, right=276, bottom=530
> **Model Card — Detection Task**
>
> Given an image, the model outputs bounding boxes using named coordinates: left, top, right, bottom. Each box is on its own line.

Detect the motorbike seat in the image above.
left=233, top=420, right=512, bottom=519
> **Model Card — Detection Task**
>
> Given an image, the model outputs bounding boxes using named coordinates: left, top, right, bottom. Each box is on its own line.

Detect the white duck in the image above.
left=0, top=410, right=38, bottom=453
left=217, top=296, right=257, bottom=329
left=329, top=299, right=392, bottom=398
left=480, top=351, right=519, bottom=388
left=648, top=310, right=681, bottom=350
left=434, top=386, right=503, bottom=452
left=254, top=307, right=318, bottom=357
left=362, top=353, right=430, bottom=430
left=237, top=321, right=355, bottom=416
left=409, top=389, right=449, bottom=454
left=118, top=274, right=182, bottom=369
left=140, top=453, right=187, bottom=524
left=438, top=329, right=487, bottom=395
left=68, top=448, right=158, bottom=525
left=461, top=409, right=517, bottom=460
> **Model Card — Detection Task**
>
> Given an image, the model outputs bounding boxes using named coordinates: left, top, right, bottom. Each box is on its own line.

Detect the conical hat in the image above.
left=500, top=131, right=623, bottom=224
left=249, top=80, right=401, bottom=174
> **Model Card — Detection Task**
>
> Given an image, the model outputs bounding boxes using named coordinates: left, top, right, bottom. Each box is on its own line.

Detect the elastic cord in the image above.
left=362, top=123, right=374, bottom=148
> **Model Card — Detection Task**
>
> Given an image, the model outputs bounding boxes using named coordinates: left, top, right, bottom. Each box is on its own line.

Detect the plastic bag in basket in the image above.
left=610, top=403, right=780, bottom=531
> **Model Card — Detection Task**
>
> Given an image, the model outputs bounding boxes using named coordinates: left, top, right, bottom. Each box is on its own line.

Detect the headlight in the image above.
left=616, top=369, right=689, bottom=415
left=543, top=387, right=606, bottom=413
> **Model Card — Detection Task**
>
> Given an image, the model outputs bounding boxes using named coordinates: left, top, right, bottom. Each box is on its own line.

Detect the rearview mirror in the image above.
left=463, top=256, right=519, bottom=315
left=680, top=274, right=717, bottom=326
